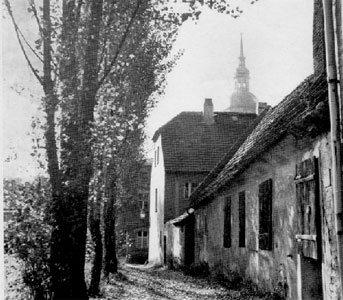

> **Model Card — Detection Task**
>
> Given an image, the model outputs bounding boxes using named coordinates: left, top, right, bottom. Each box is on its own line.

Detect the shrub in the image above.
left=4, top=178, right=52, bottom=300
left=181, top=262, right=210, bottom=278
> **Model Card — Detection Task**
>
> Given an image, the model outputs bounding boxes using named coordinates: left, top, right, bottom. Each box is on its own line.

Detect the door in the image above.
left=295, top=157, right=323, bottom=300
left=184, top=214, right=195, bottom=265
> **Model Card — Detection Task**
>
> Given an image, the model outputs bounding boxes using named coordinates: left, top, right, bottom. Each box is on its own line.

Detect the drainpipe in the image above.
left=322, top=0, right=343, bottom=296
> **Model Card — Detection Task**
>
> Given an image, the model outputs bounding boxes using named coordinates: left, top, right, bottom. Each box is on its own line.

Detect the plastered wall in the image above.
left=194, top=133, right=340, bottom=299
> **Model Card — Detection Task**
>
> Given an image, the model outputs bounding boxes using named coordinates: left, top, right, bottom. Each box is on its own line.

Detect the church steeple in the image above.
left=225, top=35, right=258, bottom=114
left=239, top=33, right=245, bottom=66
left=235, top=34, right=250, bottom=92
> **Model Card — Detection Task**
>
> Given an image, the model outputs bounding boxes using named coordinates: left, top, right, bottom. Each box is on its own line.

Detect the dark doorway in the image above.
left=184, top=214, right=195, bottom=265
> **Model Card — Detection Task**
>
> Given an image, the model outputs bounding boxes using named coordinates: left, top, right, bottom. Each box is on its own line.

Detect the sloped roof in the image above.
left=153, top=111, right=259, bottom=172
left=189, top=73, right=328, bottom=207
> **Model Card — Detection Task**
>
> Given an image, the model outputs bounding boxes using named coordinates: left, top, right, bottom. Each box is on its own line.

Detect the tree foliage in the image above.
left=4, top=0, right=179, bottom=298
left=4, top=0, right=252, bottom=298
left=4, top=178, right=52, bottom=300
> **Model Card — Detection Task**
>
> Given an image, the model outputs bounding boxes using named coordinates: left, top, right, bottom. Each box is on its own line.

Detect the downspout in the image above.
left=322, top=0, right=343, bottom=297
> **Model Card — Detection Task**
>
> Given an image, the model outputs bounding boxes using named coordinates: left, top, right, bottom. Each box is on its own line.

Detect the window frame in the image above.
left=184, top=182, right=198, bottom=199
left=136, top=231, right=149, bottom=249
left=223, top=196, right=232, bottom=248
left=258, top=179, right=273, bottom=251
left=239, top=191, right=246, bottom=248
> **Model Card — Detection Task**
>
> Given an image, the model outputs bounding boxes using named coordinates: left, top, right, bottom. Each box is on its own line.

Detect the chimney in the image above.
left=313, top=0, right=326, bottom=74
left=203, top=98, right=214, bottom=125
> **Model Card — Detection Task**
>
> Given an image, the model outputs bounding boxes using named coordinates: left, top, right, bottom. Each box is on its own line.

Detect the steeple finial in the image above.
left=239, top=33, right=245, bottom=67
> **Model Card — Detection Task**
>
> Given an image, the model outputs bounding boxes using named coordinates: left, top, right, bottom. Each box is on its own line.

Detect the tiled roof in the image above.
left=190, top=73, right=328, bottom=207
left=169, top=208, right=195, bottom=226
left=153, top=111, right=259, bottom=172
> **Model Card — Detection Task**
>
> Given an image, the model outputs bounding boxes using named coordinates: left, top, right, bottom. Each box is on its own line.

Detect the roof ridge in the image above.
left=190, top=73, right=327, bottom=208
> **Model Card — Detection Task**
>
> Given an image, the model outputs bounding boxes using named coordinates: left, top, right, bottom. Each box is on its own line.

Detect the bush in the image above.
left=4, top=178, right=52, bottom=300
left=181, top=262, right=210, bottom=278
left=214, top=269, right=286, bottom=300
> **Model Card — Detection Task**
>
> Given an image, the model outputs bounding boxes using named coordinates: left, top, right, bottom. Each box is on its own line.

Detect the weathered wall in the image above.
left=194, top=133, right=340, bottom=299
left=149, top=134, right=208, bottom=266
left=165, top=221, right=185, bottom=267
left=164, top=172, right=208, bottom=266
left=317, top=135, right=341, bottom=299
left=148, top=135, right=165, bottom=265
left=165, top=172, right=208, bottom=222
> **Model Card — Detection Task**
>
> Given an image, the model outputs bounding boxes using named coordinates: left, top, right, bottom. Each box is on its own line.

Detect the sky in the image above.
left=2, top=0, right=314, bottom=180
left=145, top=0, right=314, bottom=145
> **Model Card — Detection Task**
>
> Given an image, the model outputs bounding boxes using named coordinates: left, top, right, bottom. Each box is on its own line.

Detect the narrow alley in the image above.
left=91, top=264, right=281, bottom=300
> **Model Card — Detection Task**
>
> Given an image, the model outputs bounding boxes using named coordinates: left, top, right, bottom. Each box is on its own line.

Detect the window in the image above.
left=239, top=191, right=246, bottom=247
left=223, top=196, right=232, bottom=248
left=157, top=146, right=160, bottom=164
left=136, top=231, right=148, bottom=249
left=139, top=199, right=148, bottom=210
left=155, top=188, right=158, bottom=212
left=184, top=182, right=198, bottom=199
left=259, top=179, right=273, bottom=250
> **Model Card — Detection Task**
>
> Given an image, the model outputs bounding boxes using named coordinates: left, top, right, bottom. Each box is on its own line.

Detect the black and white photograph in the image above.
left=2, top=0, right=343, bottom=299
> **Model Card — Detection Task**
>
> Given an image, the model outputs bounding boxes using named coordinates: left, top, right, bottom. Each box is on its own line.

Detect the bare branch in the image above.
left=16, top=24, right=44, bottom=63
left=28, top=0, right=44, bottom=37
left=4, top=0, right=43, bottom=86
left=97, top=0, right=143, bottom=90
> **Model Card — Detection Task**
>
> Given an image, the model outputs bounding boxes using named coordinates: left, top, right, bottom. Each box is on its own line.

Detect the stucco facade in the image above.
left=148, top=135, right=165, bottom=265
left=192, top=133, right=340, bottom=299
left=148, top=107, right=259, bottom=266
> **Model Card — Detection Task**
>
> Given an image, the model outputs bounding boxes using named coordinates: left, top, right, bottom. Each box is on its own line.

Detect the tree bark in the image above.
left=103, top=170, right=118, bottom=276
left=88, top=177, right=103, bottom=296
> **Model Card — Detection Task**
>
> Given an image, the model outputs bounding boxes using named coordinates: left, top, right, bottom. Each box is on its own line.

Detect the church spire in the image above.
left=239, top=33, right=245, bottom=66
left=225, top=34, right=258, bottom=114
left=235, top=34, right=249, bottom=91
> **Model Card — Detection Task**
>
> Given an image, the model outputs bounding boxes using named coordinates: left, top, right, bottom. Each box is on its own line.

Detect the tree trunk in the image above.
left=50, top=189, right=89, bottom=300
left=50, top=0, right=103, bottom=298
left=89, top=218, right=103, bottom=295
left=103, top=177, right=118, bottom=276
left=88, top=177, right=103, bottom=296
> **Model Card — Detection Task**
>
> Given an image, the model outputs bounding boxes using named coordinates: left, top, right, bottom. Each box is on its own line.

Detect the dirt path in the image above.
left=94, top=264, right=274, bottom=300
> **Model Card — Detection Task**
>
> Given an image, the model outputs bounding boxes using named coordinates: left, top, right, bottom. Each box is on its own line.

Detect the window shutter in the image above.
left=223, top=196, right=232, bottom=248
left=239, top=191, right=246, bottom=247
left=259, top=179, right=273, bottom=250
left=295, top=157, right=320, bottom=260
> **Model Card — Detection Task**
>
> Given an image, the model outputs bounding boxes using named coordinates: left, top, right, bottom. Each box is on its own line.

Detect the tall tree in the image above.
left=5, top=0, right=179, bottom=298
left=5, top=0, right=244, bottom=298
